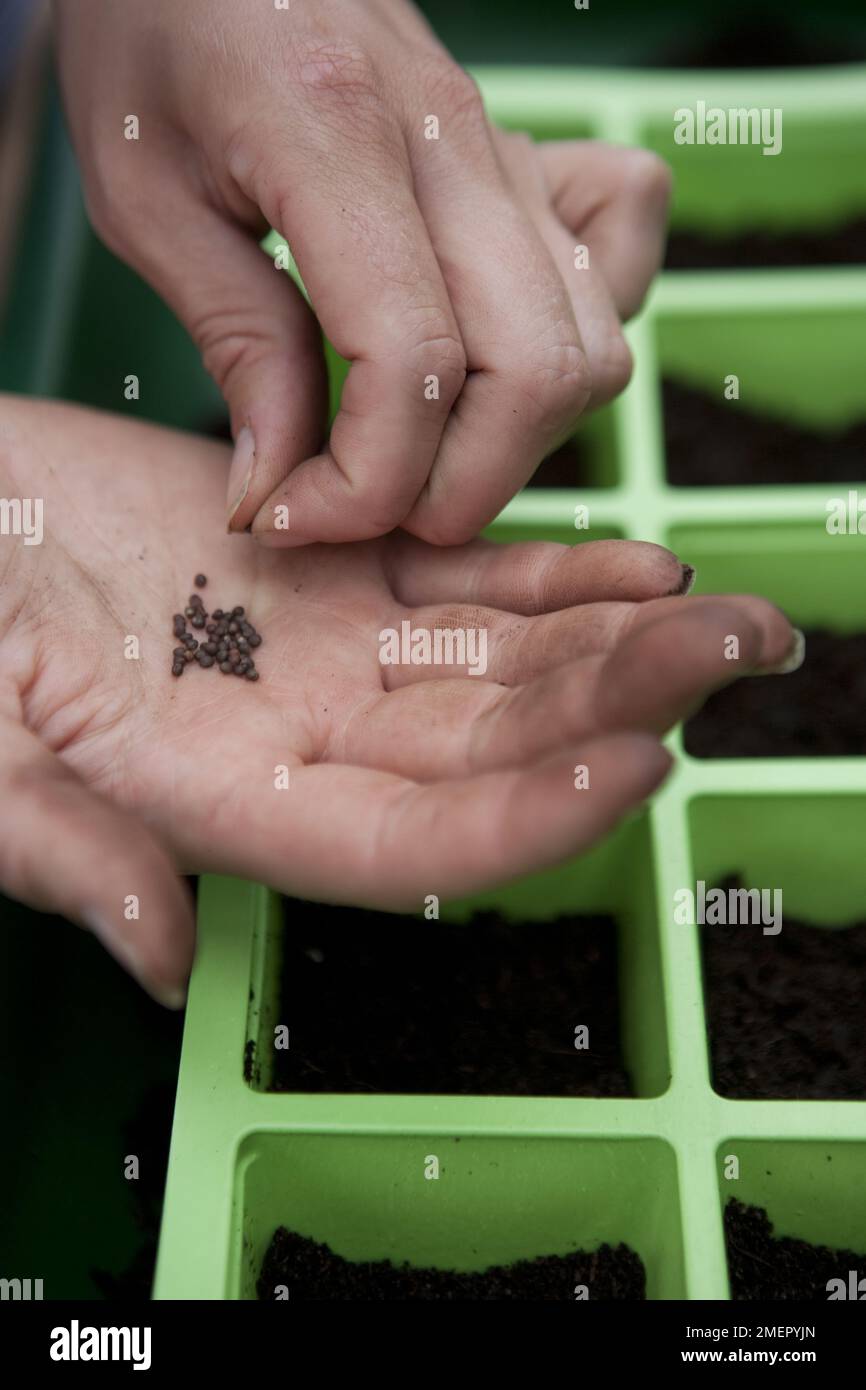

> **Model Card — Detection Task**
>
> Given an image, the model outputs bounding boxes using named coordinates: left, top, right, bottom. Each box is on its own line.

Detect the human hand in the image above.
left=53, top=0, right=671, bottom=546
left=0, top=398, right=798, bottom=1005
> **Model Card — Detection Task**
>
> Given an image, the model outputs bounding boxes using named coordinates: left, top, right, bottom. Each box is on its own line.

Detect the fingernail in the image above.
left=227, top=426, right=255, bottom=530
left=669, top=563, right=696, bottom=596
left=82, top=909, right=186, bottom=1010
left=150, top=983, right=188, bottom=1011
left=760, top=627, right=806, bottom=676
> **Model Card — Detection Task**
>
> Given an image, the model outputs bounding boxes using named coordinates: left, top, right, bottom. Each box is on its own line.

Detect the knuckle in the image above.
left=353, top=483, right=415, bottom=538
left=82, top=170, right=134, bottom=256
left=593, top=331, right=633, bottom=402
left=187, top=308, right=266, bottom=391
left=423, top=61, right=486, bottom=126
left=293, top=39, right=380, bottom=106
left=405, top=330, right=467, bottom=404
left=621, top=148, right=674, bottom=204
left=407, top=511, right=480, bottom=548
left=518, top=337, right=593, bottom=426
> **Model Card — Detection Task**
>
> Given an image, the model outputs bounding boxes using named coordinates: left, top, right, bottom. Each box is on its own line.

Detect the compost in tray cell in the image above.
left=665, top=216, right=866, bottom=271
left=726, top=1200, right=866, bottom=1301
left=702, top=876, right=866, bottom=1100
left=684, top=629, right=866, bottom=758
left=663, top=378, right=866, bottom=486
left=269, top=900, right=632, bottom=1096
left=257, top=1229, right=645, bottom=1301
left=526, top=438, right=590, bottom=488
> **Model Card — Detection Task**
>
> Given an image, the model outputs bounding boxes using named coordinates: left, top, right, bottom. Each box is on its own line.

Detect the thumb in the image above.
left=94, top=183, right=328, bottom=531
left=0, top=716, right=194, bottom=1008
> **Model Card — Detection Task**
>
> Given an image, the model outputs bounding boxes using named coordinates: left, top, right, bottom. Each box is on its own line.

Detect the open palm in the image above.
left=0, top=398, right=796, bottom=1004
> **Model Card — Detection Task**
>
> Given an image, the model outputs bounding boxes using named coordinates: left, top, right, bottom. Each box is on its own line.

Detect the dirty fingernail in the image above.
left=760, top=627, right=806, bottom=676
left=227, top=426, right=255, bottom=530
left=669, top=563, right=696, bottom=596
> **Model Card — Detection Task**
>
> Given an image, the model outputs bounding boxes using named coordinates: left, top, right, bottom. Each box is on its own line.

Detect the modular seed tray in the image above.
left=154, top=67, right=866, bottom=1300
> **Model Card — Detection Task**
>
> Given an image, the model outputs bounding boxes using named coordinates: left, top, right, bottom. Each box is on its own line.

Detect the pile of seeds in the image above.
left=170, top=574, right=261, bottom=681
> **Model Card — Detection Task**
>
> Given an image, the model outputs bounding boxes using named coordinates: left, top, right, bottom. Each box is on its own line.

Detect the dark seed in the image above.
left=237, top=658, right=251, bottom=673
left=198, top=653, right=215, bottom=668
left=184, top=606, right=195, bottom=618
left=245, top=669, right=260, bottom=681
left=171, top=661, right=185, bottom=677
left=173, top=646, right=187, bottom=658
left=232, top=607, right=245, bottom=618
left=219, top=661, right=232, bottom=673
left=202, top=641, right=217, bottom=655
left=248, top=633, right=261, bottom=647
left=237, top=638, right=250, bottom=653
left=194, top=574, right=207, bottom=588
left=172, top=613, right=185, bottom=626
left=212, top=609, right=224, bottom=620
left=228, top=621, right=239, bottom=634
left=184, top=650, right=196, bottom=662
left=228, top=650, right=241, bottom=665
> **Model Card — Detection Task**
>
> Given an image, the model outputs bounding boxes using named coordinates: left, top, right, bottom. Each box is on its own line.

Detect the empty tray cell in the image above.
left=668, top=524, right=866, bottom=757
left=688, top=794, right=866, bottom=1099
left=526, top=406, right=620, bottom=489
left=234, top=1133, right=684, bottom=1300
left=247, top=814, right=670, bottom=1098
left=717, top=1141, right=866, bottom=1300
left=640, top=109, right=866, bottom=267
left=656, top=301, right=866, bottom=485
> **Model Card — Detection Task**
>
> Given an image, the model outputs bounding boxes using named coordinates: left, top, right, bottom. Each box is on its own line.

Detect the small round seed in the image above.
left=184, top=606, right=195, bottom=618
left=171, top=661, right=185, bottom=677
left=236, top=639, right=250, bottom=654
left=219, top=661, right=232, bottom=673
left=198, top=652, right=215, bottom=668
left=237, top=658, right=251, bottom=673
left=202, top=641, right=217, bottom=655
left=228, top=650, right=241, bottom=665
left=248, top=633, right=261, bottom=648
left=191, top=615, right=205, bottom=629
left=173, top=646, right=187, bottom=658
left=245, top=669, right=260, bottom=681
left=232, top=607, right=245, bottom=618
left=184, top=650, right=196, bottom=662
left=228, top=621, right=239, bottom=634
left=194, top=574, right=207, bottom=588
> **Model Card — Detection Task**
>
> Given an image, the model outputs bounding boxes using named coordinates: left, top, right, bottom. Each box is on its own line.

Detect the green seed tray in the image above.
left=154, top=67, right=866, bottom=1300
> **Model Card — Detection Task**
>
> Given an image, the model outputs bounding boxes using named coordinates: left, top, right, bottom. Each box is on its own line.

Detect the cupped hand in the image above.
left=54, top=0, right=671, bottom=546
left=0, top=398, right=798, bottom=1005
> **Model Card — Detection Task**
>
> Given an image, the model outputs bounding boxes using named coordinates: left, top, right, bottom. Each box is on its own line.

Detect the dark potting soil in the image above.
left=269, top=901, right=631, bottom=1096
left=665, top=217, right=866, bottom=271
left=526, top=438, right=591, bottom=488
left=726, top=1200, right=866, bottom=1301
left=657, top=14, right=865, bottom=70
left=257, top=1229, right=645, bottom=1300
left=684, top=629, right=866, bottom=759
left=702, top=877, right=866, bottom=1100
left=663, top=378, right=866, bottom=485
